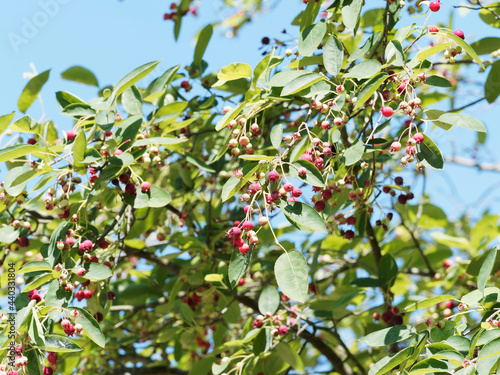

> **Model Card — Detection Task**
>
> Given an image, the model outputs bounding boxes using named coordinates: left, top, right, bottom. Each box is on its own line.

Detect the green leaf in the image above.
left=426, top=109, right=452, bottom=130
left=61, top=66, right=99, bottom=86
left=275, top=342, right=305, bottom=372
left=269, top=70, right=313, bottom=87
left=342, top=0, right=363, bottom=30
left=405, top=295, right=455, bottom=312
left=270, top=124, right=283, bottom=150
left=281, top=73, right=324, bottom=96
left=485, top=60, right=500, bottom=103
left=10, top=115, right=37, bottom=133
left=350, top=277, right=382, bottom=288
left=416, top=135, right=444, bottom=170
left=150, top=65, right=180, bottom=95
left=438, top=113, right=487, bottom=133
left=479, top=3, right=500, bottom=28
left=274, top=250, right=309, bottom=303
left=221, top=163, right=259, bottom=202
left=62, top=103, right=96, bottom=117
left=0, top=112, right=15, bottom=134
left=148, top=185, right=172, bottom=208
left=323, top=35, right=344, bottom=76
left=71, top=306, right=106, bottom=347
left=46, top=221, right=71, bottom=266
left=354, top=73, right=388, bottom=110
left=204, top=274, right=224, bottom=283
left=0, top=144, right=36, bottom=163
left=132, top=136, right=189, bottom=147
left=18, top=70, right=50, bottom=113
left=41, top=335, right=83, bottom=352
left=22, top=273, right=54, bottom=293
left=426, top=75, right=452, bottom=88
left=217, top=63, right=252, bottom=81
left=215, top=101, right=246, bottom=131
left=360, top=325, right=417, bottom=347
left=344, top=140, right=365, bottom=166
left=344, top=60, right=382, bottom=79
left=477, top=336, right=500, bottom=375
left=289, top=159, right=325, bottom=187
left=252, top=51, right=283, bottom=87
left=228, top=247, right=251, bottom=289
left=107, top=61, right=160, bottom=106
left=73, top=131, right=86, bottom=168
left=298, top=20, right=327, bottom=57
left=386, top=40, right=405, bottom=64
left=470, top=37, right=500, bottom=55
left=194, top=24, right=213, bottom=66
left=258, top=286, right=280, bottom=315
left=278, top=201, right=327, bottom=233
left=121, top=86, right=143, bottom=115
left=478, top=247, right=498, bottom=293
left=185, top=153, right=216, bottom=173
left=444, top=31, right=484, bottom=69
left=4, top=166, right=29, bottom=196
left=369, top=347, right=414, bottom=375
left=29, top=312, right=45, bottom=346
left=378, top=253, right=398, bottom=287
left=417, top=42, right=454, bottom=61
left=20, top=261, right=52, bottom=274
left=45, top=280, right=72, bottom=320
left=0, top=226, right=20, bottom=244
left=78, top=263, right=113, bottom=281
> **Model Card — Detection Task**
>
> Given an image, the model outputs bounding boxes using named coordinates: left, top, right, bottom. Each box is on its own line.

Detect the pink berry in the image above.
left=381, top=107, right=394, bottom=118
left=78, top=239, right=94, bottom=253
left=453, top=30, right=465, bottom=39
left=413, top=133, right=424, bottom=144
left=76, top=268, right=87, bottom=277
left=66, top=130, right=76, bottom=141
left=277, top=325, right=289, bottom=335
left=234, top=169, right=243, bottom=178
left=61, top=319, right=71, bottom=329
left=239, top=244, right=250, bottom=255
left=242, top=221, right=254, bottom=231
left=292, top=188, right=302, bottom=198
left=84, top=289, right=93, bottom=299
left=47, top=352, right=58, bottom=364
left=141, top=181, right=151, bottom=193
left=391, top=141, right=402, bottom=153
left=321, top=120, right=331, bottom=130
left=228, top=226, right=242, bottom=238
left=429, top=1, right=440, bottom=12
left=283, top=182, right=294, bottom=192
left=248, top=183, right=260, bottom=195
left=373, top=312, right=380, bottom=321
left=298, top=167, right=307, bottom=177
left=443, top=259, right=452, bottom=268
left=114, top=149, right=123, bottom=156
left=268, top=170, right=280, bottom=182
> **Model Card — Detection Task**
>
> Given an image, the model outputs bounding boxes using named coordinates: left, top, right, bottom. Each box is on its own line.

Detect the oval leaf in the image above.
left=258, top=286, right=280, bottom=315
left=274, top=250, right=309, bottom=303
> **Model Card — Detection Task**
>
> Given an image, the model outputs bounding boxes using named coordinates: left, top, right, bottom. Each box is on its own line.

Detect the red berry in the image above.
left=268, top=170, right=280, bottom=182
left=27, top=138, right=36, bottom=145
left=108, top=291, right=116, bottom=300
left=453, top=30, right=465, bottom=39
left=381, top=311, right=392, bottom=323
left=429, top=1, right=440, bottom=12
left=394, top=177, right=403, bottom=186
left=445, top=300, right=454, bottom=309
left=253, top=319, right=264, bottom=328
left=239, top=243, right=250, bottom=254
left=443, top=259, right=452, bottom=268
left=119, top=173, right=130, bottom=184
left=228, top=226, right=242, bottom=238
left=84, top=289, right=93, bottom=299
left=278, top=324, right=289, bottom=335
left=373, top=312, right=380, bottom=321
left=66, top=130, right=76, bottom=141
left=43, top=367, right=54, bottom=375
left=292, top=188, right=302, bottom=198
left=284, top=182, right=294, bottom=192
left=391, top=306, right=400, bottom=315
left=398, top=195, right=407, bottom=205
left=347, top=216, right=356, bottom=225
left=344, top=230, right=355, bottom=240
left=315, top=201, right=325, bottom=212
left=242, top=221, right=254, bottom=231
left=429, top=26, right=439, bottom=34
left=125, top=183, right=137, bottom=195
left=392, top=315, right=403, bottom=326
left=47, top=352, right=58, bottom=364
left=75, top=290, right=85, bottom=301
left=381, top=106, right=394, bottom=118
left=141, top=181, right=151, bottom=193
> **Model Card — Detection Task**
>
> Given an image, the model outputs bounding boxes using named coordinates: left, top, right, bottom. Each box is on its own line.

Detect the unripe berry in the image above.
left=292, top=188, right=302, bottom=197
left=284, top=182, right=294, bottom=192
left=259, top=216, right=268, bottom=226
left=413, top=133, right=424, bottom=144
left=140, top=181, right=151, bottom=193
left=239, top=244, right=250, bottom=255
left=239, top=136, right=250, bottom=146
left=234, top=169, right=243, bottom=178
left=242, top=221, right=254, bottom=231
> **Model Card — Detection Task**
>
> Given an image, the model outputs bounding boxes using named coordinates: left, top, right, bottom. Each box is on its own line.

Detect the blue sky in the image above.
left=0, top=0, right=499, bottom=220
